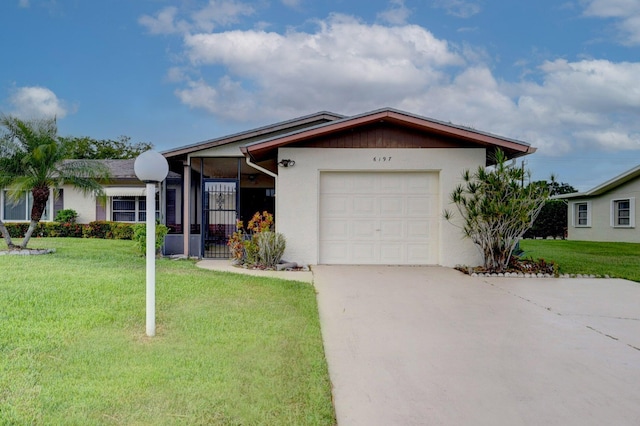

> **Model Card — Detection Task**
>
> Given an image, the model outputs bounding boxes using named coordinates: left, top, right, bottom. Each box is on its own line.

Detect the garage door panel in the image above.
left=320, top=172, right=439, bottom=265
left=320, top=243, right=348, bottom=263
left=321, top=195, right=350, bottom=216
left=406, top=220, right=431, bottom=239
left=321, top=219, right=350, bottom=239
left=380, top=221, right=406, bottom=240
left=406, top=244, right=431, bottom=263
left=379, top=175, right=404, bottom=193
left=353, top=221, right=377, bottom=239
left=353, top=197, right=376, bottom=216
left=352, top=243, right=378, bottom=263
left=380, top=244, right=404, bottom=263
left=379, top=197, right=405, bottom=216
left=352, top=174, right=377, bottom=193
left=407, top=196, right=434, bottom=216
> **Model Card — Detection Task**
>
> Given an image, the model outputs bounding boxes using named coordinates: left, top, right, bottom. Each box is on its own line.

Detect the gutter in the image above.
left=244, top=156, right=277, bottom=179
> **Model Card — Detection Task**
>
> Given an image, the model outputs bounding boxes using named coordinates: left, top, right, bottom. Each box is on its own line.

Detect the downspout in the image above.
left=244, top=156, right=277, bottom=179
left=244, top=155, right=279, bottom=231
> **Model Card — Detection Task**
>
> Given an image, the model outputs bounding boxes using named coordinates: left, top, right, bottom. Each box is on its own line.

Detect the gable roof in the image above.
left=162, top=111, right=345, bottom=159
left=560, top=164, right=640, bottom=199
left=240, top=108, right=535, bottom=164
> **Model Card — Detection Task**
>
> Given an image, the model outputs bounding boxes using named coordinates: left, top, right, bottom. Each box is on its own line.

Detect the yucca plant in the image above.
left=256, top=231, right=286, bottom=269
left=444, top=149, right=549, bottom=272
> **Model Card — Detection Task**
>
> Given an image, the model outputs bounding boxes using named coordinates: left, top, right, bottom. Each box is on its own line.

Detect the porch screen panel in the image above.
left=203, top=180, right=238, bottom=258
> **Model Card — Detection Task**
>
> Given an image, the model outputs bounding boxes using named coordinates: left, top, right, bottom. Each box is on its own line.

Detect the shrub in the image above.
left=4, top=221, right=135, bottom=240
left=132, top=223, right=169, bottom=255
left=227, top=211, right=286, bottom=268
left=47, top=222, right=84, bottom=238
left=110, top=222, right=135, bottom=240
left=256, top=231, right=286, bottom=269
left=444, top=149, right=548, bottom=272
left=4, top=223, right=30, bottom=238
left=83, top=221, right=112, bottom=239
left=54, top=209, right=79, bottom=223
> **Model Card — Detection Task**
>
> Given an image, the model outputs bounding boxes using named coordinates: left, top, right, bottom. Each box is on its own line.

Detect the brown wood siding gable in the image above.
left=289, top=122, right=477, bottom=150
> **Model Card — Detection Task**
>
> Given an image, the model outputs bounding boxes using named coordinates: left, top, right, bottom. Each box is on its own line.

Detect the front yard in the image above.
left=0, top=238, right=335, bottom=425
left=520, top=239, right=640, bottom=282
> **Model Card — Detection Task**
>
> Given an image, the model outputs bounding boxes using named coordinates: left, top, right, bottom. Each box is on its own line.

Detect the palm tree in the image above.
left=0, top=115, right=108, bottom=249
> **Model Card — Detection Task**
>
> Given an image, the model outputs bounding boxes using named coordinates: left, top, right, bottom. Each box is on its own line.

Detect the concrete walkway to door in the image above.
left=312, top=265, right=640, bottom=426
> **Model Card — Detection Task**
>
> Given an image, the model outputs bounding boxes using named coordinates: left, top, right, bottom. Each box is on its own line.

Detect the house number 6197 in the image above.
left=373, top=157, right=391, bottom=162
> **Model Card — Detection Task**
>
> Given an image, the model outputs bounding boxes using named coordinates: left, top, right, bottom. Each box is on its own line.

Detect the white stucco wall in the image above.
left=62, top=185, right=97, bottom=224
left=275, top=147, right=486, bottom=267
left=567, top=178, right=640, bottom=243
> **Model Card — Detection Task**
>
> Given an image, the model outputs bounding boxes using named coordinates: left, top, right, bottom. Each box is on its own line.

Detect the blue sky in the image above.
left=1, top=0, right=639, bottom=190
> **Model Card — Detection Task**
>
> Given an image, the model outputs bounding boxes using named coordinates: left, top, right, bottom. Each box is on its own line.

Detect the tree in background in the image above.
left=524, top=180, right=577, bottom=239
left=60, top=135, right=153, bottom=159
left=0, top=115, right=107, bottom=249
left=444, top=149, right=549, bottom=272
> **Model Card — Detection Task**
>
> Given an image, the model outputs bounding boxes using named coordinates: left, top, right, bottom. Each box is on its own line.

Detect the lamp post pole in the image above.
left=134, top=150, right=169, bottom=337
left=145, top=181, right=156, bottom=336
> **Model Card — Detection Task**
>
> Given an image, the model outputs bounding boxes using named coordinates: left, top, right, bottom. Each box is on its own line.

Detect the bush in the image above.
left=227, top=211, right=286, bottom=268
left=46, top=222, right=84, bottom=238
left=54, top=209, right=78, bottom=223
left=83, top=221, right=113, bottom=239
left=256, top=231, right=286, bottom=269
left=4, top=221, right=136, bottom=240
left=4, top=223, right=30, bottom=238
left=132, top=223, right=169, bottom=255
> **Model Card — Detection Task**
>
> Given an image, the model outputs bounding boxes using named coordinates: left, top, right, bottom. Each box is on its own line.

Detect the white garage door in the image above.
left=319, top=172, right=439, bottom=265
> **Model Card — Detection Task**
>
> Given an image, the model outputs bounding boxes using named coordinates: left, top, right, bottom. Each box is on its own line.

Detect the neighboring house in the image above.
left=559, top=165, right=640, bottom=243
left=0, top=159, right=180, bottom=225
left=162, top=108, right=536, bottom=267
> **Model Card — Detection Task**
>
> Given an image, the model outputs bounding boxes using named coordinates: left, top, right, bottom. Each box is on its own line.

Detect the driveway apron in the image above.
left=312, top=265, right=640, bottom=426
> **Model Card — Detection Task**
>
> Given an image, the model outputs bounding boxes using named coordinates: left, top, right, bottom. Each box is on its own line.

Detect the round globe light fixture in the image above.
left=134, top=150, right=169, bottom=183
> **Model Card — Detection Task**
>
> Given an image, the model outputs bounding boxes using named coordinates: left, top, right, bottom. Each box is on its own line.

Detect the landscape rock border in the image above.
left=471, top=272, right=608, bottom=279
left=0, top=248, right=56, bottom=256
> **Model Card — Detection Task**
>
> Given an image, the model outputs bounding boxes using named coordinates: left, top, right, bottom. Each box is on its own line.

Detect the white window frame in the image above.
left=611, top=197, right=635, bottom=228
left=571, top=201, right=591, bottom=227
left=2, top=190, right=51, bottom=222
left=110, top=195, right=159, bottom=223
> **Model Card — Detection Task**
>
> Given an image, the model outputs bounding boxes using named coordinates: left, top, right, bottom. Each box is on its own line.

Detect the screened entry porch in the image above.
left=164, top=156, right=275, bottom=258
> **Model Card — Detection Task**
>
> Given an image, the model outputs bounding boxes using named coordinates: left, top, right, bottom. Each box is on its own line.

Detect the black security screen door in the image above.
left=202, top=179, right=238, bottom=258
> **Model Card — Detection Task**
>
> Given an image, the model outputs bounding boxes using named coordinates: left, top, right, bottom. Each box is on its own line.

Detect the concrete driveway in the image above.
left=312, top=266, right=640, bottom=426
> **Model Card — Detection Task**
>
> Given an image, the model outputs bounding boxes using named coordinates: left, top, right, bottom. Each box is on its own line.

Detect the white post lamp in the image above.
left=134, top=150, right=169, bottom=337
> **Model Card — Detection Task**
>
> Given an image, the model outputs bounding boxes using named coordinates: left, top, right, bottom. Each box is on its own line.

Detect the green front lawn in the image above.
left=0, top=238, right=335, bottom=425
left=519, top=239, right=640, bottom=282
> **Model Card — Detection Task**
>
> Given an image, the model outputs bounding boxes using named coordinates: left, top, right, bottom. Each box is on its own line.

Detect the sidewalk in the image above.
left=195, top=259, right=314, bottom=283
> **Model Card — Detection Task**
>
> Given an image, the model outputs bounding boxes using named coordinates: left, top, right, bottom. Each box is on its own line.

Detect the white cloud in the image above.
left=140, top=5, right=640, bottom=159
left=190, top=0, right=254, bottom=32
left=180, top=14, right=464, bottom=120
left=139, top=1, right=254, bottom=35
left=378, top=0, right=412, bottom=25
left=18, top=0, right=29, bottom=8
left=8, top=86, right=69, bottom=119
left=175, top=77, right=256, bottom=120
left=431, top=0, right=482, bottom=18
left=139, top=7, right=188, bottom=35
left=583, top=0, right=640, bottom=45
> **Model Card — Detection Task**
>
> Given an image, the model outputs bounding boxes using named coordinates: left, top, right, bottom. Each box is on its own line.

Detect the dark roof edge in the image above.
left=558, top=164, right=640, bottom=199
left=162, top=111, right=345, bottom=158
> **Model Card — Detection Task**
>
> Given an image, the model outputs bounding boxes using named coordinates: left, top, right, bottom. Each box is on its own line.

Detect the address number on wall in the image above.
left=373, top=157, right=392, bottom=162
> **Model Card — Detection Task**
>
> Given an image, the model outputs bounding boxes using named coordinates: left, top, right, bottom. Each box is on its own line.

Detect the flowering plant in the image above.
left=227, top=211, right=283, bottom=268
